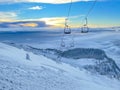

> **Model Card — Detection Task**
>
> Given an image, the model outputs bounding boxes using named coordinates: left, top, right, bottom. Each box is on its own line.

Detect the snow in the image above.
left=0, top=29, right=120, bottom=90
left=0, top=42, right=119, bottom=90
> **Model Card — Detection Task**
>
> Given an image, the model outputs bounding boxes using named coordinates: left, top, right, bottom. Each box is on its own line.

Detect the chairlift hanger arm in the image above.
left=84, top=17, right=88, bottom=26
left=65, top=18, right=68, bottom=27
left=64, top=0, right=73, bottom=27
left=81, top=0, right=97, bottom=28
left=63, top=0, right=73, bottom=34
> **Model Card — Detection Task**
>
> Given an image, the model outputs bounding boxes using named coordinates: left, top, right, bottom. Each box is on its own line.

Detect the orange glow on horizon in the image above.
left=20, top=23, right=38, bottom=27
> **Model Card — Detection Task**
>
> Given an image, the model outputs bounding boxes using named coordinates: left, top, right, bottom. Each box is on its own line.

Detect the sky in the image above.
left=0, top=0, right=120, bottom=28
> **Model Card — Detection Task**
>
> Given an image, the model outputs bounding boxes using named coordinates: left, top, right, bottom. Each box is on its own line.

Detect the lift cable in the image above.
left=81, top=0, right=97, bottom=33
left=85, top=0, right=98, bottom=18
left=66, top=0, right=73, bottom=20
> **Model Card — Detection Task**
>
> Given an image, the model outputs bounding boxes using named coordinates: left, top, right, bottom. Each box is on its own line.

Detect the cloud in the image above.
left=28, top=6, right=43, bottom=10
left=0, top=12, right=17, bottom=22
left=39, top=17, right=66, bottom=27
left=20, top=23, right=38, bottom=27
left=69, top=15, right=85, bottom=19
left=0, top=17, right=66, bottom=28
left=0, top=21, right=50, bottom=28
left=19, top=15, right=85, bottom=28
left=0, top=0, right=95, bottom=4
left=0, top=14, right=89, bottom=28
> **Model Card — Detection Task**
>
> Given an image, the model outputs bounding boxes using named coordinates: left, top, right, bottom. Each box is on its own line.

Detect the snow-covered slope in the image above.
left=0, top=42, right=120, bottom=90
left=4, top=35, right=120, bottom=80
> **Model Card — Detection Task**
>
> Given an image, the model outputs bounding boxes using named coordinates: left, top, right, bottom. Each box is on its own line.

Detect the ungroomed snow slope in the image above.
left=0, top=42, right=120, bottom=90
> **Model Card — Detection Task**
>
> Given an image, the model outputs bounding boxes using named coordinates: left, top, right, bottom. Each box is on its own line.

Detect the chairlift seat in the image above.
left=64, top=31, right=71, bottom=34
left=81, top=25, right=89, bottom=33
left=64, top=26, right=71, bottom=34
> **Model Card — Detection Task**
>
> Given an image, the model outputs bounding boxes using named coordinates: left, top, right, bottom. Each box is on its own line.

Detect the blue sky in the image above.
left=0, top=0, right=120, bottom=28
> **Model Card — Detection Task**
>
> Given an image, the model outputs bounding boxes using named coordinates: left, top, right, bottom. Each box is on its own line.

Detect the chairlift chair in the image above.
left=64, top=25, right=71, bottom=34
left=64, top=19, right=71, bottom=34
left=81, top=24, right=89, bottom=33
left=81, top=18, right=89, bottom=33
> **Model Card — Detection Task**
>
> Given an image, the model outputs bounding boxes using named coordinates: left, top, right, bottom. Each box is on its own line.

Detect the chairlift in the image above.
left=64, top=19, right=71, bottom=34
left=81, top=24, right=89, bottom=33
left=81, top=18, right=89, bottom=33
left=64, top=25, right=71, bottom=34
